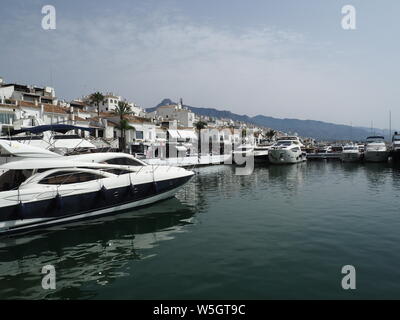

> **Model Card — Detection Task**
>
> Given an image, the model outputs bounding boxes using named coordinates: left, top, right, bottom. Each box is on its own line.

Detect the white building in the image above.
left=85, top=93, right=144, bottom=117
left=0, top=78, right=57, bottom=105
left=149, top=101, right=195, bottom=128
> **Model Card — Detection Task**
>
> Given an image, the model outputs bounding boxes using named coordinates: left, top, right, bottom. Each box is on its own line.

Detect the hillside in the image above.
left=148, top=99, right=389, bottom=141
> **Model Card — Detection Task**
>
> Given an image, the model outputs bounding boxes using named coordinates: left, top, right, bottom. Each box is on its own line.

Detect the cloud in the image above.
left=0, top=5, right=396, bottom=128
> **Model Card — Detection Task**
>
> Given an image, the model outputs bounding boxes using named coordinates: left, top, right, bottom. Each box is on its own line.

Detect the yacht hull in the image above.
left=391, top=149, right=400, bottom=162
left=268, top=150, right=305, bottom=164
left=341, top=152, right=362, bottom=163
left=0, top=175, right=192, bottom=235
left=364, top=151, right=389, bottom=163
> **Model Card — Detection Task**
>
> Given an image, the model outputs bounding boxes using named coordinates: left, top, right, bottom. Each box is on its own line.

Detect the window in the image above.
left=39, top=171, right=104, bottom=185
left=136, top=131, right=144, bottom=139
left=0, top=170, right=33, bottom=191
left=101, top=168, right=131, bottom=175
left=0, top=113, right=15, bottom=124
left=104, top=157, right=143, bottom=166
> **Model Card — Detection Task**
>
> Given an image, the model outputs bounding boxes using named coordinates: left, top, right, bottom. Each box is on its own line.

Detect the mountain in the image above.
left=147, top=99, right=390, bottom=141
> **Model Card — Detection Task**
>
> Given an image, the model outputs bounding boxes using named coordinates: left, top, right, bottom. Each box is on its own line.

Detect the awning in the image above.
left=168, top=130, right=179, bottom=139
left=175, top=146, right=187, bottom=152
left=11, top=124, right=95, bottom=135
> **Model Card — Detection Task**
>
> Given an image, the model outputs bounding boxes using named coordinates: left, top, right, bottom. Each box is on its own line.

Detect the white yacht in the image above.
left=364, top=136, right=389, bottom=163
left=340, top=144, right=362, bottom=163
left=268, top=136, right=306, bottom=164
left=0, top=156, right=194, bottom=235
left=253, top=145, right=271, bottom=163
left=3, top=124, right=97, bottom=155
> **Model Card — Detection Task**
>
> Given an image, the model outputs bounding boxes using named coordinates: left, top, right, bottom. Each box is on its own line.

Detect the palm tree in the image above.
left=114, top=101, right=133, bottom=152
left=89, top=92, right=105, bottom=117
left=241, top=128, right=247, bottom=143
left=266, top=129, right=276, bottom=141
left=115, top=119, right=134, bottom=152
left=194, top=121, right=207, bottom=159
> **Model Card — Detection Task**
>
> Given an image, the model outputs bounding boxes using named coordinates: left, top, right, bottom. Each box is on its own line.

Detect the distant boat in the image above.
left=364, top=136, right=389, bottom=163
left=341, top=144, right=362, bottom=163
left=268, top=136, right=306, bottom=164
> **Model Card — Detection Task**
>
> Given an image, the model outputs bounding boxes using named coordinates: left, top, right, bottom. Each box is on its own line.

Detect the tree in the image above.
left=266, top=129, right=276, bottom=141
left=194, top=121, right=207, bottom=159
left=89, top=92, right=105, bottom=117
left=114, top=101, right=133, bottom=152
left=241, top=128, right=247, bottom=143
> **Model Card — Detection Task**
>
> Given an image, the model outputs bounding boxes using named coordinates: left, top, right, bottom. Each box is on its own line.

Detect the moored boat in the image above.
left=340, top=144, right=362, bottom=163
left=0, top=157, right=194, bottom=235
left=268, top=136, right=306, bottom=164
left=364, top=136, right=389, bottom=163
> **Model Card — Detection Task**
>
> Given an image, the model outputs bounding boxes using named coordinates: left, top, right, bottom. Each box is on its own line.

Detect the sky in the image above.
left=1, top=0, right=399, bottom=129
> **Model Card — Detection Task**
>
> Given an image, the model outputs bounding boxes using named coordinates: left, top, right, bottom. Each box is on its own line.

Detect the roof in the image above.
left=0, top=104, right=18, bottom=110
left=18, top=101, right=69, bottom=114
left=43, top=104, right=68, bottom=114
left=73, top=116, right=90, bottom=122
left=126, top=115, right=152, bottom=124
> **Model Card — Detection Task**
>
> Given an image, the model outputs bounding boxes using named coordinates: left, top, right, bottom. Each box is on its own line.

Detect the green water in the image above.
left=1, top=162, right=400, bottom=299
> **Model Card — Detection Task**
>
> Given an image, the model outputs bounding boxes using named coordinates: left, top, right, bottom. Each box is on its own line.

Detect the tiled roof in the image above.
left=0, top=104, right=18, bottom=110
left=73, top=116, right=89, bottom=122
left=16, top=100, right=68, bottom=114
left=43, top=104, right=69, bottom=114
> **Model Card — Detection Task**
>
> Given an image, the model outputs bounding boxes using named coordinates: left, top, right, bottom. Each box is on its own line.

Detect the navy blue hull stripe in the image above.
left=0, top=176, right=192, bottom=228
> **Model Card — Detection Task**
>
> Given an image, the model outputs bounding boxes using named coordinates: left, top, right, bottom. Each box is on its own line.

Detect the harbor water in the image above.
left=2, top=161, right=400, bottom=299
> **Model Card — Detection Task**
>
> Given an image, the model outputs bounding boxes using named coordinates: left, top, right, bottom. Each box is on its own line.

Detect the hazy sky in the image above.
left=1, top=0, right=399, bottom=129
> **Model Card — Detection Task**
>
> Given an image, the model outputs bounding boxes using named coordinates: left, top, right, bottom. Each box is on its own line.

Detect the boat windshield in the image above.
left=276, top=141, right=292, bottom=146
left=278, top=137, right=298, bottom=141
left=393, top=135, right=400, bottom=141
left=343, top=146, right=358, bottom=151
left=366, top=136, right=384, bottom=143
left=0, top=169, right=34, bottom=191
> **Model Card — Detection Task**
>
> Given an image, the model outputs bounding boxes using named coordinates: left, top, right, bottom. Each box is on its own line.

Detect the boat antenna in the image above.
left=389, top=109, right=392, bottom=141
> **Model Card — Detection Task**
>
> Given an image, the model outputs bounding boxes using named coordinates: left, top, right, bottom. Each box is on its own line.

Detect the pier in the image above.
left=143, top=154, right=232, bottom=167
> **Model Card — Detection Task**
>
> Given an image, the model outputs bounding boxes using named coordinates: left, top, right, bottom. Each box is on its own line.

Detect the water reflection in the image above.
left=0, top=197, right=196, bottom=299
left=3, top=161, right=400, bottom=299
left=363, top=163, right=391, bottom=192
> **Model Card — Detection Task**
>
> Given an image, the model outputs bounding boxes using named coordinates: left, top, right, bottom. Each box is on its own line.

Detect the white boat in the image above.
left=340, top=144, right=362, bottom=163
left=253, top=145, right=271, bottom=163
left=268, top=136, right=306, bottom=164
left=364, top=136, right=389, bottom=163
left=2, top=124, right=97, bottom=155
left=0, top=155, right=194, bottom=235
